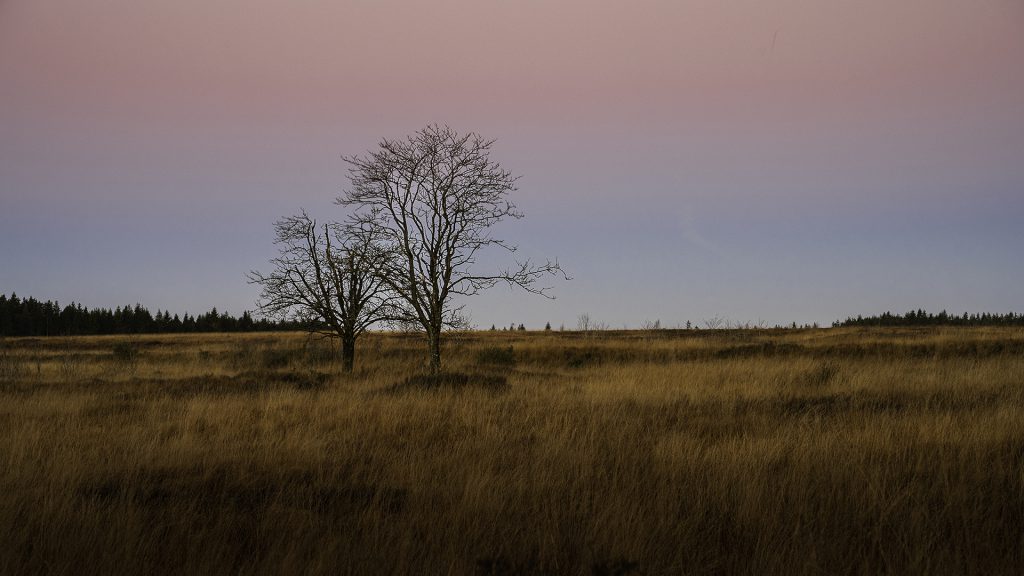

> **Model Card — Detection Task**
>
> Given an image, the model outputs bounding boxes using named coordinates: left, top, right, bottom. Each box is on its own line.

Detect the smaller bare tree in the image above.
left=703, top=316, right=725, bottom=330
left=248, top=211, right=392, bottom=373
left=577, top=313, right=591, bottom=332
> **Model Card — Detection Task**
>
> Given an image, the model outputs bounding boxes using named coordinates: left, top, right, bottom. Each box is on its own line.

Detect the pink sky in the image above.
left=2, top=1, right=1023, bottom=325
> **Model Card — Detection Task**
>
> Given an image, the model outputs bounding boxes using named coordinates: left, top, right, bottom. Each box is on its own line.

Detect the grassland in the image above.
left=1, top=327, right=1022, bottom=575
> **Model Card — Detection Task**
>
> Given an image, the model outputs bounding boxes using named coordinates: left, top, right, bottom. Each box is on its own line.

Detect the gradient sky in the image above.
left=2, top=0, right=1022, bottom=328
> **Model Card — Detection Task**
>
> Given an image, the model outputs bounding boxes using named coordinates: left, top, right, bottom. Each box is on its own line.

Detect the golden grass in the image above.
left=1, top=327, right=1022, bottom=575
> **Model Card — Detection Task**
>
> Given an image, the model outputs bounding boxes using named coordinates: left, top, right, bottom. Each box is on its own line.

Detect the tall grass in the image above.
left=0, top=328, right=1022, bottom=574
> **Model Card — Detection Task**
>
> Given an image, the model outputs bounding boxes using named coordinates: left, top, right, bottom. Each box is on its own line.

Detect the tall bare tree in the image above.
left=248, top=211, right=392, bottom=373
left=339, top=125, right=565, bottom=374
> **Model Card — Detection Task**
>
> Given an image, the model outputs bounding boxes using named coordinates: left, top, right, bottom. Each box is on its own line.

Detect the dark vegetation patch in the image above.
left=227, top=342, right=306, bottom=371
left=140, top=375, right=263, bottom=397
left=564, top=348, right=605, bottom=368
left=802, top=340, right=1024, bottom=360
left=257, top=346, right=293, bottom=369
left=792, top=362, right=841, bottom=388
left=628, top=389, right=1012, bottom=426
left=8, top=337, right=172, bottom=352
left=710, top=342, right=803, bottom=359
left=591, top=558, right=642, bottom=576
left=730, top=389, right=1012, bottom=419
left=475, top=346, right=517, bottom=368
left=524, top=346, right=632, bottom=369
left=475, top=553, right=639, bottom=576
left=0, top=347, right=26, bottom=383
left=220, top=342, right=341, bottom=390
left=264, top=370, right=331, bottom=390
left=81, top=392, right=140, bottom=418
left=171, top=371, right=330, bottom=395
left=513, top=338, right=1024, bottom=368
left=110, top=372, right=329, bottom=397
left=604, top=389, right=1019, bottom=436
left=386, top=372, right=509, bottom=393
left=111, top=342, right=140, bottom=365
left=475, top=555, right=547, bottom=576
left=77, top=467, right=407, bottom=517
left=4, top=369, right=331, bottom=397
left=300, top=338, right=338, bottom=365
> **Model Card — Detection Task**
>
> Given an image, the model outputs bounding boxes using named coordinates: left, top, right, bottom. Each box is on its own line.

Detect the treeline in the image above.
left=835, top=310, right=1024, bottom=328
left=0, top=293, right=301, bottom=337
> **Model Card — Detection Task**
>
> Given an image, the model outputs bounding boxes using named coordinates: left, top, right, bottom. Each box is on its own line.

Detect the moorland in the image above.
left=1, top=327, right=1022, bottom=575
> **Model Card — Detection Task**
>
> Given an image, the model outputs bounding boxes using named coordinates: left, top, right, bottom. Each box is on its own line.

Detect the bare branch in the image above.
left=247, top=211, right=398, bottom=372
left=338, top=125, right=566, bottom=373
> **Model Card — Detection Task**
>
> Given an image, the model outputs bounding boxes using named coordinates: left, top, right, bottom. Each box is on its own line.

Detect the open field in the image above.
left=1, top=328, right=1023, bottom=575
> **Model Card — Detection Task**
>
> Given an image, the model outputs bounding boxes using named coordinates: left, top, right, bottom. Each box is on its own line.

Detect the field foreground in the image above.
left=1, top=328, right=1023, bottom=575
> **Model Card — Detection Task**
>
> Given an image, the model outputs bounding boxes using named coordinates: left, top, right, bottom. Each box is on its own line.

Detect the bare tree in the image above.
left=340, top=125, right=565, bottom=374
left=247, top=211, right=392, bottom=373
left=703, top=316, right=725, bottom=330
left=641, top=319, right=662, bottom=331
left=577, top=313, right=591, bottom=332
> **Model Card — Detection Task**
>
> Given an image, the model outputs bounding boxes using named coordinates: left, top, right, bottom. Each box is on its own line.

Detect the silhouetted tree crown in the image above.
left=247, top=210, right=395, bottom=372
left=834, top=310, right=1023, bottom=327
left=339, top=124, right=566, bottom=373
left=0, top=293, right=299, bottom=336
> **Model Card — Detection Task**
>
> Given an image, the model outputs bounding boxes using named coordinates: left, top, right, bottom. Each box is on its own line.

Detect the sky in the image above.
left=2, top=0, right=1022, bottom=328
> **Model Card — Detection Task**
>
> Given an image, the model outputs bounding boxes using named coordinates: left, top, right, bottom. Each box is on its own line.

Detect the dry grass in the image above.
left=1, top=328, right=1023, bottom=575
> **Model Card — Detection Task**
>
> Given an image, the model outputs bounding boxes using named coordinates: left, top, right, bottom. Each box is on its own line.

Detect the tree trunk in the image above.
left=427, top=329, right=442, bottom=375
left=340, top=336, right=355, bottom=373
